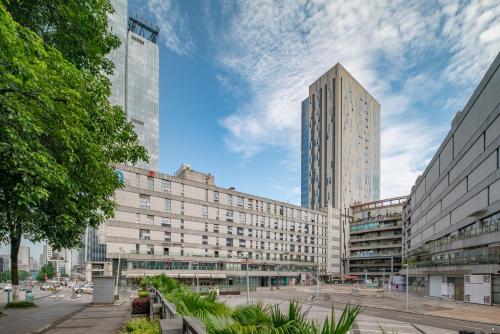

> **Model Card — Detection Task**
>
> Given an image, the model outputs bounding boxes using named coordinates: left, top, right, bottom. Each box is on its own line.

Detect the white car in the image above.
left=73, top=284, right=93, bottom=294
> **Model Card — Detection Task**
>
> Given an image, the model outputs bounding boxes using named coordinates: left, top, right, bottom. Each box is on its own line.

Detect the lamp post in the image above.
left=115, top=247, right=123, bottom=297
left=404, top=263, right=409, bottom=311
left=245, top=257, right=250, bottom=305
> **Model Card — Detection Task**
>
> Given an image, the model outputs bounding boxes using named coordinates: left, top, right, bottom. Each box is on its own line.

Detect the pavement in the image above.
left=0, top=288, right=93, bottom=334
left=44, top=302, right=131, bottom=334
left=220, top=285, right=500, bottom=334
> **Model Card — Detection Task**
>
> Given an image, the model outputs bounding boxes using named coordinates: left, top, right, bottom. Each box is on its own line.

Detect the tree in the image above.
left=5, top=0, right=119, bottom=75
left=36, top=263, right=55, bottom=281
left=0, top=3, right=147, bottom=300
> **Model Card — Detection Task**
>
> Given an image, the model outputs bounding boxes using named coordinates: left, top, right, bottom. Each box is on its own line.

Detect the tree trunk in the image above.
left=10, top=233, right=21, bottom=302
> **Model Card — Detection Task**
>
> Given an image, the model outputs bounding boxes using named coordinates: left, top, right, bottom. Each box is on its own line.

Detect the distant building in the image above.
left=0, top=254, right=10, bottom=273
left=18, top=246, right=30, bottom=272
left=301, top=97, right=310, bottom=208
left=343, top=197, right=405, bottom=282
left=403, top=52, right=500, bottom=305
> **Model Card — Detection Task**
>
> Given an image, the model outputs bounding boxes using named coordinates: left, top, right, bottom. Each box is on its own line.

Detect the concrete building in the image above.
left=403, top=53, right=500, bottom=305
left=302, top=63, right=381, bottom=275
left=343, top=197, right=405, bottom=282
left=18, top=246, right=30, bottom=272
left=108, top=0, right=159, bottom=171
left=85, top=164, right=341, bottom=286
left=301, top=97, right=311, bottom=208
left=0, top=254, right=10, bottom=273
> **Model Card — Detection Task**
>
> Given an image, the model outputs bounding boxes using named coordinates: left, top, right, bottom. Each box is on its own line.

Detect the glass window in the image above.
left=164, top=199, right=171, bottom=212
left=139, top=194, right=150, bottom=208
left=163, top=180, right=171, bottom=192
left=214, top=191, right=219, bottom=203
left=202, top=206, right=208, bottom=218
left=164, top=231, right=171, bottom=242
left=139, top=229, right=150, bottom=240
left=227, top=194, right=233, bottom=206
left=237, top=196, right=244, bottom=208
left=161, top=218, right=171, bottom=228
left=226, top=210, right=233, bottom=222
left=239, top=212, right=246, bottom=223
left=147, top=176, right=154, bottom=191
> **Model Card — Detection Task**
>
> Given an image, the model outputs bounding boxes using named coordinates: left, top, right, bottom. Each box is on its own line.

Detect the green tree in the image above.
left=0, top=2, right=147, bottom=300
left=36, top=263, right=56, bottom=281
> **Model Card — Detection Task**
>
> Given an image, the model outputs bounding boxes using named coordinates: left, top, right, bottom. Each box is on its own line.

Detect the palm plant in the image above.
left=319, top=304, right=361, bottom=334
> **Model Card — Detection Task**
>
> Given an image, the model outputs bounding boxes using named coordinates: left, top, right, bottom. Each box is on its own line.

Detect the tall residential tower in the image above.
left=301, top=64, right=381, bottom=272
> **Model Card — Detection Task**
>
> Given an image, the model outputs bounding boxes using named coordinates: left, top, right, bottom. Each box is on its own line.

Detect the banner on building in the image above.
left=464, top=274, right=491, bottom=305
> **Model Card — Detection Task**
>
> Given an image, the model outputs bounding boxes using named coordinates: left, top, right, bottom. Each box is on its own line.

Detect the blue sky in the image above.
left=2, top=0, right=499, bottom=259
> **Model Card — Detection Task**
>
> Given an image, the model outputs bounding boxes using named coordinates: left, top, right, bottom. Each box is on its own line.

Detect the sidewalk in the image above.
left=306, top=285, right=500, bottom=325
left=45, top=301, right=131, bottom=334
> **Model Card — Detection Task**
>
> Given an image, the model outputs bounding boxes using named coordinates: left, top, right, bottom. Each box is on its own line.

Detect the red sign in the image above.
left=148, top=171, right=156, bottom=177
left=56, top=272, right=61, bottom=277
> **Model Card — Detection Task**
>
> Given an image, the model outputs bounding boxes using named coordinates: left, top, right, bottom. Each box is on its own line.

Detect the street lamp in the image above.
left=115, top=247, right=123, bottom=297
left=245, top=256, right=250, bottom=305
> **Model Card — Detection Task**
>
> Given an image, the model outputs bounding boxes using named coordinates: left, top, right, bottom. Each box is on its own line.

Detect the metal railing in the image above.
left=423, top=222, right=500, bottom=250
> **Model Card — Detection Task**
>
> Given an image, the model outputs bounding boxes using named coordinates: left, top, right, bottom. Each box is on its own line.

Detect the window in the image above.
left=135, top=173, right=140, bottom=187
left=227, top=194, right=233, bottom=206
left=164, top=247, right=169, bottom=255
left=239, top=239, right=246, bottom=248
left=139, top=194, right=150, bottom=208
left=161, top=218, right=171, bottom=228
left=135, top=244, right=140, bottom=254
left=237, top=196, right=244, bottom=208
left=214, top=191, right=219, bottom=203
left=139, top=229, right=150, bottom=240
left=205, top=189, right=208, bottom=201
left=181, top=201, right=184, bottom=215
left=227, top=226, right=233, bottom=235
left=226, top=210, right=234, bottom=222
left=164, top=231, right=171, bottom=242
left=202, top=235, right=208, bottom=245
left=180, top=219, right=184, bottom=229
left=248, top=229, right=253, bottom=237
left=266, top=203, right=271, bottom=213
left=226, top=238, right=233, bottom=247
left=248, top=199, right=253, bottom=209
left=147, top=245, right=154, bottom=255
left=163, top=180, right=171, bottom=192
left=147, top=176, right=154, bottom=190
left=214, top=224, right=219, bottom=233
left=239, top=212, right=246, bottom=223
left=164, top=199, right=171, bottom=212
left=135, top=214, right=140, bottom=224
left=237, top=227, right=244, bottom=236
left=146, top=215, right=154, bottom=225
left=202, top=206, right=208, bottom=218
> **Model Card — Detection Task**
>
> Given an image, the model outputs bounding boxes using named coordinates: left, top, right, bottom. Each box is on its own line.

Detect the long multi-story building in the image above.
left=403, top=52, right=500, bottom=305
left=0, top=254, right=10, bottom=273
left=302, top=63, right=381, bottom=275
left=108, top=0, right=159, bottom=171
left=344, top=197, right=405, bottom=282
left=85, top=164, right=341, bottom=286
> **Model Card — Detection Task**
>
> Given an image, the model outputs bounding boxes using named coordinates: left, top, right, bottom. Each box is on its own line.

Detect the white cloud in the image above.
left=147, top=0, right=194, bottom=55
left=213, top=0, right=500, bottom=198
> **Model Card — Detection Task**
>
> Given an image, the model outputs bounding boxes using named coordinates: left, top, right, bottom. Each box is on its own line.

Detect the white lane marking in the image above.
left=349, top=329, right=415, bottom=334
left=355, top=321, right=414, bottom=328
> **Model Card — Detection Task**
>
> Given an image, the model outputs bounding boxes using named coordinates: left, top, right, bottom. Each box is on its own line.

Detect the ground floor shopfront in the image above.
left=406, top=269, right=500, bottom=306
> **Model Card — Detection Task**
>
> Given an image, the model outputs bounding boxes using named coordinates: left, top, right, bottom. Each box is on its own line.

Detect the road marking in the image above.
left=411, top=323, right=426, bottom=333
left=349, top=329, right=414, bottom=334
left=355, top=321, right=414, bottom=328
left=393, top=314, right=421, bottom=320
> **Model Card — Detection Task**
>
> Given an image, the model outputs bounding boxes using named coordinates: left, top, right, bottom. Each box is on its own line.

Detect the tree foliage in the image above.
left=36, top=263, right=56, bottom=281
left=0, top=1, right=147, bottom=291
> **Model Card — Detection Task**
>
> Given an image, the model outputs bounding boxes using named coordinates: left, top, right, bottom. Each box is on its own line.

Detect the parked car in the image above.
left=41, top=283, right=53, bottom=291
left=73, top=283, right=93, bottom=294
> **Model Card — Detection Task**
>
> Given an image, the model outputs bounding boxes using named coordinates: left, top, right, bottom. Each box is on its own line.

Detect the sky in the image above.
left=2, top=0, right=499, bottom=260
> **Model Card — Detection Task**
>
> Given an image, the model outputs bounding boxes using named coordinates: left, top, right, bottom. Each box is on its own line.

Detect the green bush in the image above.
left=137, top=290, right=149, bottom=298
left=145, top=274, right=361, bottom=334
left=6, top=301, right=36, bottom=308
left=122, top=318, right=160, bottom=334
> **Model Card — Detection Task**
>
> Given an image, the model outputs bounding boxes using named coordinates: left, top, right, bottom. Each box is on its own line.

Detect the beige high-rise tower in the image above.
left=302, top=63, right=381, bottom=270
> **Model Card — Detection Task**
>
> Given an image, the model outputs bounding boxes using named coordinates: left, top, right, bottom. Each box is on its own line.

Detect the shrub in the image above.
left=6, top=301, right=36, bottom=308
left=122, top=318, right=160, bottom=334
left=131, top=297, right=150, bottom=314
left=138, top=290, right=149, bottom=298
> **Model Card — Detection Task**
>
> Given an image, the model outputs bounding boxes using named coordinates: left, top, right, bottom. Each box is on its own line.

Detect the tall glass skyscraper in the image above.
left=301, top=97, right=310, bottom=208
left=108, top=0, right=159, bottom=171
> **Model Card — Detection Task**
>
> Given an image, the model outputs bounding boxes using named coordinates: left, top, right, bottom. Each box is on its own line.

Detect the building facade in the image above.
left=302, top=63, right=381, bottom=275
left=301, top=97, right=311, bottom=208
left=107, top=0, right=159, bottom=171
left=85, top=164, right=341, bottom=285
left=403, top=53, right=500, bottom=305
left=0, top=254, right=10, bottom=273
left=344, top=197, right=405, bottom=282
left=18, top=246, right=30, bottom=272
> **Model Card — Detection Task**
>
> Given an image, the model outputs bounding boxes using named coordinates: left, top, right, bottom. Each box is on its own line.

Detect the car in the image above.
left=73, top=283, right=93, bottom=294
left=41, top=283, right=53, bottom=291
left=4, top=284, right=12, bottom=292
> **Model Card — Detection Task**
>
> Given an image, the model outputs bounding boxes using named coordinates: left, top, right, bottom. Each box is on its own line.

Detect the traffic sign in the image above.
left=56, top=272, right=61, bottom=277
